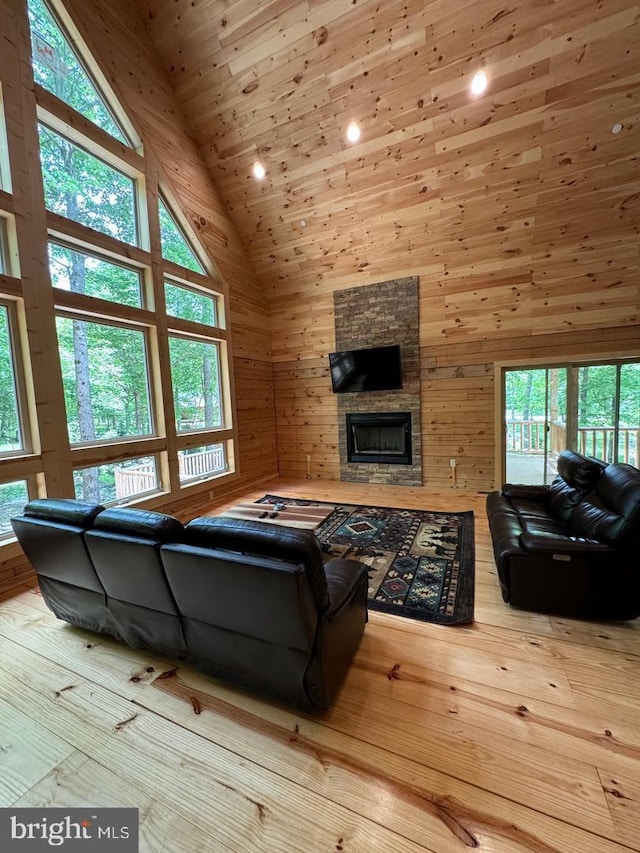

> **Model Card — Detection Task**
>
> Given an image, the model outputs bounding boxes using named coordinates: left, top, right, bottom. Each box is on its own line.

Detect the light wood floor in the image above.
left=1, top=478, right=639, bottom=852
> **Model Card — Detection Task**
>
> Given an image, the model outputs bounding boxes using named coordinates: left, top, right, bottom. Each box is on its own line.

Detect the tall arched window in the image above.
left=0, top=0, right=234, bottom=534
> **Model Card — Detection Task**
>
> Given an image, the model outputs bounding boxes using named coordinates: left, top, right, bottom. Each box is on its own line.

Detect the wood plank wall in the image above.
left=134, top=0, right=640, bottom=491
left=275, top=326, right=640, bottom=490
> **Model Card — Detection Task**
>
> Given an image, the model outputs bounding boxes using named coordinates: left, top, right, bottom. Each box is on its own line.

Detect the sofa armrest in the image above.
left=502, top=484, right=550, bottom=501
left=324, top=558, right=368, bottom=617
left=519, top=531, right=612, bottom=554
left=305, top=559, right=368, bottom=708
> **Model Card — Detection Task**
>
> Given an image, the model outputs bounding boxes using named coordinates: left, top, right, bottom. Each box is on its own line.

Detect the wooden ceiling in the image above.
left=137, top=0, right=640, bottom=300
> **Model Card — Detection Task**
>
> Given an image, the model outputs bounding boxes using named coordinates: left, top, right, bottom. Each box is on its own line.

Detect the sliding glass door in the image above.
left=504, top=368, right=567, bottom=484
left=502, top=359, right=639, bottom=485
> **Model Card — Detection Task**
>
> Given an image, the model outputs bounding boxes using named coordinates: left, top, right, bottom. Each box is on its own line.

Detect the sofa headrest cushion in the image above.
left=556, top=450, right=606, bottom=491
left=185, top=516, right=330, bottom=608
left=23, top=498, right=104, bottom=527
left=596, top=463, right=640, bottom=520
left=569, top=464, right=640, bottom=547
left=568, top=496, right=625, bottom=544
left=93, top=507, right=183, bottom=540
left=548, top=476, right=584, bottom=521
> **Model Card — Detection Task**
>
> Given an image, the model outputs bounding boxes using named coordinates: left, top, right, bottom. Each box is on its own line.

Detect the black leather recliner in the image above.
left=85, top=507, right=188, bottom=658
left=11, top=498, right=115, bottom=634
left=11, top=500, right=368, bottom=709
left=162, top=516, right=367, bottom=709
left=486, top=450, right=640, bottom=620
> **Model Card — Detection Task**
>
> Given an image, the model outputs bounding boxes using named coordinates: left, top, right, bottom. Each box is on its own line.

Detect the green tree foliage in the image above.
left=165, top=281, right=216, bottom=325
left=506, top=365, right=640, bottom=427
left=577, top=364, right=618, bottom=427
left=39, top=124, right=137, bottom=245
left=56, top=317, right=151, bottom=443
left=0, top=221, right=8, bottom=271
left=0, top=481, right=29, bottom=536
left=38, top=115, right=137, bottom=502
left=158, top=198, right=204, bottom=273
left=506, top=365, right=639, bottom=463
left=28, top=0, right=128, bottom=143
left=505, top=369, right=567, bottom=423
left=0, top=307, right=21, bottom=452
left=621, top=363, right=640, bottom=428
left=49, top=243, right=142, bottom=307
left=169, top=338, right=221, bottom=431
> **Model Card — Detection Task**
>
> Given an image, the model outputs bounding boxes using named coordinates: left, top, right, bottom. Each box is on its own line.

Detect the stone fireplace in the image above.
left=334, top=276, right=422, bottom=486
left=346, top=412, right=412, bottom=465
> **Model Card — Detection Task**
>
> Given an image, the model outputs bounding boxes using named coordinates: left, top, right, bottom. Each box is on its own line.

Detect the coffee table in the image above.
left=218, top=501, right=333, bottom=531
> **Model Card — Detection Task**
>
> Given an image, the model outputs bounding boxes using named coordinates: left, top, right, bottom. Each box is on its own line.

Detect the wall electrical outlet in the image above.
left=449, top=458, right=457, bottom=468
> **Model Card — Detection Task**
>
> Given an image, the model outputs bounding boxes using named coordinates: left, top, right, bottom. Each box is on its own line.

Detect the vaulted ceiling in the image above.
left=137, top=0, right=640, bottom=300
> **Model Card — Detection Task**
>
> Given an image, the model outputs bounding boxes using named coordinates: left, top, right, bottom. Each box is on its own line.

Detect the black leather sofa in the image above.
left=11, top=499, right=368, bottom=709
left=486, top=450, right=640, bottom=620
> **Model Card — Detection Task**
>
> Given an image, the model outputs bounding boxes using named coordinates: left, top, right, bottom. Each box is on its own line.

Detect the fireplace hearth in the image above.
left=346, top=412, right=412, bottom=465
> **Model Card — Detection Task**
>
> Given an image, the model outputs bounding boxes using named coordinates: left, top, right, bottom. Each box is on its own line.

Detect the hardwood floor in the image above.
left=1, top=478, right=639, bottom=852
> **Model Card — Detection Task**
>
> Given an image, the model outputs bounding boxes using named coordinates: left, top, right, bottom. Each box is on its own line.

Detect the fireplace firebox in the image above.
left=346, top=412, right=412, bottom=465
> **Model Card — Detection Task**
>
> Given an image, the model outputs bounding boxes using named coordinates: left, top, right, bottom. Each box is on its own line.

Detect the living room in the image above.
left=0, top=0, right=639, bottom=851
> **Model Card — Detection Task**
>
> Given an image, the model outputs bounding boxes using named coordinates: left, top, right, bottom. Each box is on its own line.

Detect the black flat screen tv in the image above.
left=328, top=344, right=402, bottom=393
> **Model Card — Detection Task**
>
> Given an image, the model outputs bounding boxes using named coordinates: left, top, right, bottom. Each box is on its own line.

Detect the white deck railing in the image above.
left=114, top=465, right=156, bottom=499
left=506, top=421, right=638, bottom=466
left=114, top=446, right=226, bottom=499
left=178, top=446, right=225, bottom=479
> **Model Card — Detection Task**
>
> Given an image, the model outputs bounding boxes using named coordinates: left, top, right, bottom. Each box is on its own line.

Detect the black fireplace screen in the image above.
left=346, top=412, right=412, bottom=465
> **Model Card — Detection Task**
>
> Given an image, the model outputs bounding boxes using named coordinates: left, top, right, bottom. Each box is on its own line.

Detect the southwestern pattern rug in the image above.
left=258, top=496, right=475, bottom=626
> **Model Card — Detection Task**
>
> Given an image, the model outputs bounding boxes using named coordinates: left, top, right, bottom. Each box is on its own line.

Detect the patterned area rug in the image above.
left=258, top=496, right=475, bottom=626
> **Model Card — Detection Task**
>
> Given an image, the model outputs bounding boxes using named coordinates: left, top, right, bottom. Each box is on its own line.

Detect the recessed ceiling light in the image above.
left=470, top=70, right=488, bottom=96
left=346, top=121, right=361, bottom=143
left=300, top=219, right=307, bottom=227
left=252, top=160, right=266, bottom=180
left=611, top=123, right=623, bottom=134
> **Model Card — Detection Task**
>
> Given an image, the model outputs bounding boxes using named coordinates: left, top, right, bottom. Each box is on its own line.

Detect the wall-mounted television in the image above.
left=328, top=344, right=402, bottom=393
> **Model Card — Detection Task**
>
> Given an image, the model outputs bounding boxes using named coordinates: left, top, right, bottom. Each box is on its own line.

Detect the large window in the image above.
left=158, top=197, right=204, bottom=273
left=0, top=481, right=29, bottom=537
left=27, top=0, right=130, bottom=144
left=56, top=317, right=152, bottom=444
left=178, top=444, right=226, bottom=483
left=0, top=219, right=9, bottom=273
left=165, top=281, right=217, bottom=326
left=73, top=455, right=159, bottom=504
left=0, top=86, right=30, bottom=540
left=49, top=242, right=143, bottom=307
left=0, top=0, right=235, bottom=548
left=169, top=337, right=222, bottom=432
left=0, top=220, right=31, bottom=541
left=0, top=305, right=23, bottom=454
left=38, top=124, right=139, bottom=245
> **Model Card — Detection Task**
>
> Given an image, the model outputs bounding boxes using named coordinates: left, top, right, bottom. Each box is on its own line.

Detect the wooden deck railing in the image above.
left=506, top=421, right=548, bottom=454
left=114, top=446, right=226, bottom=499
left=506, top=421, right=639, bottom=466
left=178, top=446, right=225, bottom=479
left=114, top=465, right=156, bottom=499
left=576, top=428, right=639, bottom=466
